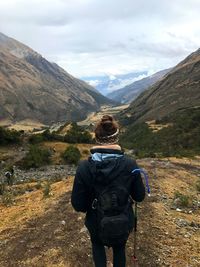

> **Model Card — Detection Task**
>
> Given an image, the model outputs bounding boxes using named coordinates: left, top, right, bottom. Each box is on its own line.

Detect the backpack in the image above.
left=92, top=177, right=133, bottom=246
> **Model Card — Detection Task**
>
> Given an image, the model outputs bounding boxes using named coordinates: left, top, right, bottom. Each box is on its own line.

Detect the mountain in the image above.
left=107, top=68, right=171, bottom=103
left=119, top=48, right=200, bottom=125
left=81, top=71, right=148, bottom=95
left=0, top=32, right=113, bottom=125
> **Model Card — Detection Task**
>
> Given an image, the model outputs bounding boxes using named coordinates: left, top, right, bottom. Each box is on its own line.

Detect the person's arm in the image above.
left=131, top=173, right=145, bottom=202
left=130, top=162, right=145, bottom=202
left=71, top=163, right=90, bottom=212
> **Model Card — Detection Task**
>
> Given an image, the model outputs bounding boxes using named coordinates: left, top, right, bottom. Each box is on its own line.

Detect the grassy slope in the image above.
left=120, top=107, right=200, bottom=157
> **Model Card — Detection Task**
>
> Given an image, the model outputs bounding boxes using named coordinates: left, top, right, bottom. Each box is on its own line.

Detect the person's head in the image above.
left=94, top=115, right=119, bottom=145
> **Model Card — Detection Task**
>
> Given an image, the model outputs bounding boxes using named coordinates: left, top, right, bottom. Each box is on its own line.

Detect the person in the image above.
left=71, top=115, right=145, bottom=267
left=4, top=166, right=14, bottom=186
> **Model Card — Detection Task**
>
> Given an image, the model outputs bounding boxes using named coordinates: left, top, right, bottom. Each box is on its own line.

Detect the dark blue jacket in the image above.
left=71, top=148, right=145, bottom=237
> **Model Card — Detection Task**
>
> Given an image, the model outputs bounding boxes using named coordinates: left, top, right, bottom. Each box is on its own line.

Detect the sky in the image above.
left=0, top=0, right=200, bottom=78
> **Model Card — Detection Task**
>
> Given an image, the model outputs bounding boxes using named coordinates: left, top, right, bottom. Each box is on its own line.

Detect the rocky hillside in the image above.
left=119, top=48, right=200, bottom=124
left=107, top=68, right=171, bottom=103
left=0, top=32, right=112, bottom=125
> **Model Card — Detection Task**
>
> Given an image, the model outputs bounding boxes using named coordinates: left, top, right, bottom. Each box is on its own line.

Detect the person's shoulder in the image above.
left=76, top=158, right=92, bottom=173
left=123, top=154, right=138, bottom=169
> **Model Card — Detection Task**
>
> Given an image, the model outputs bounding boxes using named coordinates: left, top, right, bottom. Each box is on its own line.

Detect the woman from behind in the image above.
left=71, top=115, right=145, bottom=267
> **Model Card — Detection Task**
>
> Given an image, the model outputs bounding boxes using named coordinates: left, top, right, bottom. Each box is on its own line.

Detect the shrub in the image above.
left=20, top=145, right=51, bottom=169
left=0, top=182, right=6, bottom=195
left=1, top=191, right=14, bottom=206
left=29, top=129, right=64, bottom=144
left=29, top=134, right=44, bottom=144
left=64, top=123, right=93, bottom=144
left=0, top=127, right=21, bottom=145
left=173, top=191, right=191, bottom=208
left=43, top=181, right=51, bottom=198
left=196, top=180, right=200, bottom=192
left=62, top=145, right=81, bottom=165
left=35, top=181, right=42, bottom=190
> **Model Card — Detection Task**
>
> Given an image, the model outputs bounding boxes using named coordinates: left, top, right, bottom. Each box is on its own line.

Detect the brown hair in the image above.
left=95, top=115, right=119, bottom=140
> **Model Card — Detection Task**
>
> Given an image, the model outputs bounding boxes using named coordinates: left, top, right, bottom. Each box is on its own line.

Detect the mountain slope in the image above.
left=0, top=32, right=112, bottom=125
left=107, top=69, right=171, bottom=103
left=119, top=48, right=200, bottom=125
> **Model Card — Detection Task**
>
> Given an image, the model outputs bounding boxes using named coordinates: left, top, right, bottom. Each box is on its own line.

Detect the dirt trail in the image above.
left=0, top=158, right=200, bottom=267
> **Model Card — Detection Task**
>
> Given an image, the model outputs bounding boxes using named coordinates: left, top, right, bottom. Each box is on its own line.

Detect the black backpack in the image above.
left=92, top=177, right=133, bottom=246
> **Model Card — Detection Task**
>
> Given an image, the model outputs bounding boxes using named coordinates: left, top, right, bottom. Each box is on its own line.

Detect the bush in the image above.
left=43, top=181, right=51, bottom=198
left=62, top=145, right=81, bottom=165
left=64, top=123, right=93, bottom=144
left=20, top=145, right=51, bottom=169
left=0, top=127, right=21, bottom=145
left=196, top=180, right=200, bottom=192
left=1, top=191, right=14, bottom=206
left=35, top=181, right=42, bottom=190
left=29, top=134, right=44, bottom=144
left=29, top=129, right=64, bottom=144
left=173, top=191, right=191, bottom=208
left=0, top=182, right=6, bottom=195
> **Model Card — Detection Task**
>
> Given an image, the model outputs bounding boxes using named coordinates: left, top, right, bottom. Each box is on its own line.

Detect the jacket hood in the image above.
left=89, top=148, right=125, bottom=185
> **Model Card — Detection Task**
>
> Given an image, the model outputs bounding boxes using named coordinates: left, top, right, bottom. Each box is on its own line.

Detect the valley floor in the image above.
left=0, top=158, right=200, bottom=267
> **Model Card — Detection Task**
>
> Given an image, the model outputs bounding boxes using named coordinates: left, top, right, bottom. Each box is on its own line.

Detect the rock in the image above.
left=54, top=229, right=62, bottom=235
left=176, top=208, right=182, bottom=212
left=60, top=220, right=66, bottom=226
left=80, top=226, right=87, bottom=233
left=190, top=221, right=200, bottom=229
left=175, top=218, right=188, bottom=227
left=184, top=233, right=191, bottom=238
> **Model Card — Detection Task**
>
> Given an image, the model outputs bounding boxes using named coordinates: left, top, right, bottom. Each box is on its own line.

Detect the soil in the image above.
left=0, top=158, right=199, bottom=267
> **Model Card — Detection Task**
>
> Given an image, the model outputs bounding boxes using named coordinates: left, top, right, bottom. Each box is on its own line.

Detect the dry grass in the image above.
left=7, top=119, right=46, bottom=132
left=20, top=248, right=72, bottom=267
left=42, top=141, right=93, bottom=163
left=0, top=119, right=13, bottom=127
left=0, top=178, right=73, bottom=234
left=146, top=120, right=173, bottom=132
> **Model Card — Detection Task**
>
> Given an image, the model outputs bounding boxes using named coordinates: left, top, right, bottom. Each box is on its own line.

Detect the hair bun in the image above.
left=101, top=115, right=113, bottom=123
left=94, top=114, right=119, bottom=143
left=101, top=115, right=114, bottom=131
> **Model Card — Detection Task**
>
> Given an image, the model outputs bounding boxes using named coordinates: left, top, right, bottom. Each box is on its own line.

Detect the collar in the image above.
left=90, top=145, right=123, bottom=155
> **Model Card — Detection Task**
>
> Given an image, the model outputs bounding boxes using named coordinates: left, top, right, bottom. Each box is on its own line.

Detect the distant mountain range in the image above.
left=81, top=71, right=148, bottom=95
left=0, top=32, right=113, bottom=125
left=107, top=68, right=171, bottom=103
left=119, top=48, right=200, bottom=125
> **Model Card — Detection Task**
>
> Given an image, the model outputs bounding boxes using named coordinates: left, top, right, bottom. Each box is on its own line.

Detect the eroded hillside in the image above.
left=0, top=32, right=113, bottom=125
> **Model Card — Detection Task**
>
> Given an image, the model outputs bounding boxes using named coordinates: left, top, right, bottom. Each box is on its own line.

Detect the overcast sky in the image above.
left=0, top=0, right=200, bottom=77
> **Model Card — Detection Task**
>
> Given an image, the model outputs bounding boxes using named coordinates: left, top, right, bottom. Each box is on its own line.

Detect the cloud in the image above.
left=0, top=0, right=200, bottom=77
left=87, top=80, right=101, bottom=87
